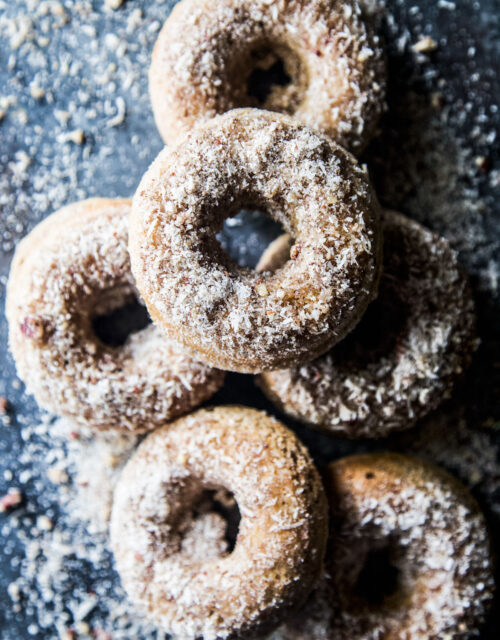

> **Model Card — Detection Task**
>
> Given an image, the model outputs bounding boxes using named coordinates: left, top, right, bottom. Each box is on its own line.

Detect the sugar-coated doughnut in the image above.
left=149, top=0, right=386, bottom=153
left=257, top=210, right=476, bottom=437
left=110, top=406, right=328, bottom=640
left=130, top=109, right=382, bottom=373
left=6, top=199, right=225, bottom=432
left=270, top=453, right=494, bottom=640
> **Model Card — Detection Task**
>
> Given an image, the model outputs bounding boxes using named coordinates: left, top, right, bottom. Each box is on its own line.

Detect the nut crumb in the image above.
left=256, top=282, right=269, bottom=297
left=30, top=85, right=45, bottom=100
left=0, top=396, right=11, bottom=414
left=66, top=129, right=85, bottom=145
left=47, top=467, right=69, bottom=484
left=430, top=92, right=444, bottom=109
left=474, top=156, right=491, bottom=172
left=74, top=621, right=90, bottom=635
left=105, top=0, right=124, bottom=8
left=36, top=515, right=54, bottom=531
left=413, top=36, right=438, bottom=54
left=0, top=488, right=23, bottom=513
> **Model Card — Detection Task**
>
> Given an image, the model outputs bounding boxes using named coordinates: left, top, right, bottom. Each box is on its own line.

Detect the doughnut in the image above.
left=270, top=453, right=494, bottom=640
left=110, top=405, right=328, bottom=639
left=256, top=233, right=296, bottom=274
left=129, top=109, right=382, bottom=373
left=6, top=198, right=225, bottom=433
left=149, top=0, right=386, bottom=154
left=257, top=210, right=476, bottom=437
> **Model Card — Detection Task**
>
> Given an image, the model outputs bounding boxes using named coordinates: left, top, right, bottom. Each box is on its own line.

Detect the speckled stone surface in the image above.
left=0, top=1, right=499, bottom=638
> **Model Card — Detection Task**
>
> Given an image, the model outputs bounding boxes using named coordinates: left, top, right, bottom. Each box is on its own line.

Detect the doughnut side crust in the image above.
left=257, top=210, right=477, bottom=437
left=270, top=453, right=494, bottom=640
left=149, top=0, right=386, bottom=153
left=6, top=198, right=225, bottom=432
left=256, top=233, right=294, bottom=274
left=110, top=406, right=328, bottom=639
left=130, top=109, right=382, bottom=373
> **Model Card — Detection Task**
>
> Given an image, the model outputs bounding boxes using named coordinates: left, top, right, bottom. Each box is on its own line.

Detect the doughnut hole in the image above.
left=162, top=481, right=241, bottom=562
left=209, top=190, right=294, bottom=272
left=229, top=41, right=307, bottom=115
left=333, top=283, right=410, bottom=368
left=337, top=536, right=408, bottom=614
left=217, top=208, right=289, bottom=270
left=354, top=543, right=402, bottom=607
left=190, top=488, right=241, bottom=553
left=247, top=54, right=290, bottom=104
left=91, top=285, right=151, bottom=348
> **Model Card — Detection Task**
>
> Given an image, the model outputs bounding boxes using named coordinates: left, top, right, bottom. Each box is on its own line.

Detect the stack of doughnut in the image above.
left=5, top=0, right=495, bottom=639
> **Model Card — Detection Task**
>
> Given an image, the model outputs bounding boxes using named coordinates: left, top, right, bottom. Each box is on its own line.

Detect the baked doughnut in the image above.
left=149, top=0, right=386, bottom=154
left=271, top=453, right=494, bottom=640
left=110, top=406, right=328, bottom=640
left=130, top=109, right=382, bottom=373
left=6, top=198, right=225, bottom=433
left=257, top=210, right=476, bottom=437
left=256, top=233, right=296, bottom=274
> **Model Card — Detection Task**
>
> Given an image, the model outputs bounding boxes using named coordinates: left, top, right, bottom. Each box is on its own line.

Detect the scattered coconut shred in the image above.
left=0, top=0, right=499, bottom=639
left=2, top=417, right=155, bottom=640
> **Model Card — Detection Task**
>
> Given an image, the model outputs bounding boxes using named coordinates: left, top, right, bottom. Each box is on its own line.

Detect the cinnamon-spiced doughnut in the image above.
left=129, top=109, right=382, bottom=373
left=110, top=405, right=328, bottom=640
left=271, top=453, right=494, bottom=640
left=6, top=198, right=225, bottom=432
left=258, top=210, right=476, bottom=437
left=149, top=0, right=386, bottom=154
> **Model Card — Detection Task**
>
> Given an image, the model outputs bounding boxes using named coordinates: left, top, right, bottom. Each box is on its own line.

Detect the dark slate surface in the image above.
left=0, top=0, right=499, bottom=637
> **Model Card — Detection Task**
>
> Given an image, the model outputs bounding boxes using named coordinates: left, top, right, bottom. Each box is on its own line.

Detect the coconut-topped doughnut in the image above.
left=6, top=199, right=225, bottom=433
left=257, top=210, right=476, bottom=437
left=149, top=0, right=386, bottom=154
left=256, top=233, right=297, bottom=274
left=130, top=109, right=382, bottom=373
left=110, top=406, right=328, bottom=640
left=271, top=453, right=494, bottom=640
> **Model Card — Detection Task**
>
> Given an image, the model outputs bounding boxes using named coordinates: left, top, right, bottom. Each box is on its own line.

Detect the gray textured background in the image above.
left=0, top=0, right=499, bottom=637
